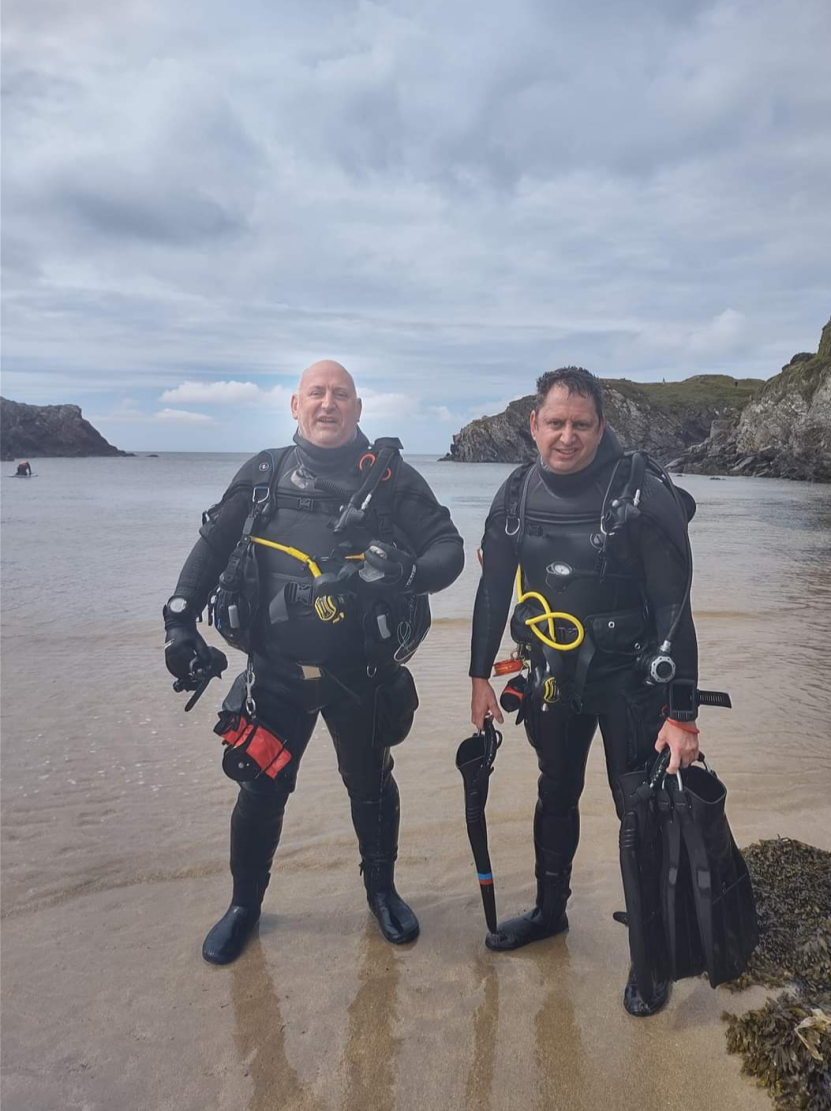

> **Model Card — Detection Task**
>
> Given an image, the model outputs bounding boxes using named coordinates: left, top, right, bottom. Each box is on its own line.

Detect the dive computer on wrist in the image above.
left=163, top=596, right=191, bottom=620
left=667, top=679, right=698, bottom=722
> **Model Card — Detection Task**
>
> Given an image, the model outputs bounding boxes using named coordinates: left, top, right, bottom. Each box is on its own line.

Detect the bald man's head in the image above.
left=291, top=360, right=362, bottom=448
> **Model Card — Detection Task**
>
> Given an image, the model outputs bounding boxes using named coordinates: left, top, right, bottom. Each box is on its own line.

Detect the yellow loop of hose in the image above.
left=250, top=536, right=324, bottom=578
left=515, top=567, right=585, bottom=652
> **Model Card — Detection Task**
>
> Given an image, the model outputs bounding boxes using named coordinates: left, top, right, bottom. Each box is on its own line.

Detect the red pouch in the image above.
left=219, top=715, right=292, bottom=782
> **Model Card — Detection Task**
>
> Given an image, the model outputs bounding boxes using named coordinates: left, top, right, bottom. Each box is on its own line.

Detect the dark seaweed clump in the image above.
left=728, top=838, right=831, bottom=995
left=722, top=838, right=831, bottom=1111
left=724, top=995, right=830, bottom=1111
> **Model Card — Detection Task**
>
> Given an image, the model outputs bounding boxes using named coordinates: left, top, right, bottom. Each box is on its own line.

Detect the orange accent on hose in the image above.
left=493, top=658, right=523, bottom=676
left=358, top=453, right=392, bottom=480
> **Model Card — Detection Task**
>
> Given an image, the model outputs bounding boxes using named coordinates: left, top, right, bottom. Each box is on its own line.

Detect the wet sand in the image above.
left=3, top=614, right=828, bottom=1111
left=2, top=465, right=830, bottom=1110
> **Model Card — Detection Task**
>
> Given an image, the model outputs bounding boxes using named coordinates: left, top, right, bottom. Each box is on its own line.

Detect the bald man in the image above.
left=164, top=361, right=464, bottom=963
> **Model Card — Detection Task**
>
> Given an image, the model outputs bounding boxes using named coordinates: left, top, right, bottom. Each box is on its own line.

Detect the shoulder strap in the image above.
left=366, top=438, right=403, bottom=541
left=370, top=436, right=404, bottom=453
left=643, top=456, right=696, bottom=523
left=243, top=446, right=294, bottom=535
left=503, top=462, right=534, bottom=552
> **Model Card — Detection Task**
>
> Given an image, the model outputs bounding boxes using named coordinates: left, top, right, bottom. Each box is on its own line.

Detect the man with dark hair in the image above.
left=164, top=360, right=464, bottom=965
left=533, top=366, right=605, bottom=422
left=469, top=366, right=699, bottom=1017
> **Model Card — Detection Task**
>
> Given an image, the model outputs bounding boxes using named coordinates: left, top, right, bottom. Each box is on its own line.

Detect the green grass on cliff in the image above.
left=606, top=375, right=764, bottom=413
left=465, top=374, right=766, bottom=429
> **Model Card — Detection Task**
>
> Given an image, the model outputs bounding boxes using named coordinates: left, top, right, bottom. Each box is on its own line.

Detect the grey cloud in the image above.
left=56, top=178, right=247, bottom=246
left=2, top=0, right=830, bottom=450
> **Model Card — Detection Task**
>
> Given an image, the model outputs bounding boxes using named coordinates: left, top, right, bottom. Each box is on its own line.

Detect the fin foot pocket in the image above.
left=623, top=965, right=670, bottom=1017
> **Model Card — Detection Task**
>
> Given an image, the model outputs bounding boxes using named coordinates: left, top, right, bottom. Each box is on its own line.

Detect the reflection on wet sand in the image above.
left=464, top=956, right=500, bottom=1111
left=338, top=930, right=402, bottom=1111
left=231, top=935, right=322, bottom=1111
left=531, top=946, right=582, bottom=1111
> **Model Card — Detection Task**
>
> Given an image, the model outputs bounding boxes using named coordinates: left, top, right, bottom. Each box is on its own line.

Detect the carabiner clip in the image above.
left=244, top=659, right=257, bottom=717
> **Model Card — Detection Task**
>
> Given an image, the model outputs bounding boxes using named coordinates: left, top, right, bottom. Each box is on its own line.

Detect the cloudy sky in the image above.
left=2, top=0, right=829, bottom=452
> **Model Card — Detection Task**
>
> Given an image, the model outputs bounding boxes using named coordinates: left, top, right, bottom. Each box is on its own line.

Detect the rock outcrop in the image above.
left=0, top=398, right=128, bottom=460
left=444, top=376, right=762, bottom=464
left=669, top=318, right=831, bottom=482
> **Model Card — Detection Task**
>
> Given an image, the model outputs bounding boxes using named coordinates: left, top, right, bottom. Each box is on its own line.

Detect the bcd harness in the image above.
left=501, top=452, right=698, bottom=713
left=207, top=437, right=430, bottom=673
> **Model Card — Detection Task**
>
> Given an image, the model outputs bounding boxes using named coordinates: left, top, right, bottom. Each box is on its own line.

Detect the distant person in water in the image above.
left=16, top=461, right=32, bottom=476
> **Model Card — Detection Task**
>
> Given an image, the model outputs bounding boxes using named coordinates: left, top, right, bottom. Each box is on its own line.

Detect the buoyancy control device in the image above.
left=207, top=439, right=430, bottom=669
left=502, top=451, right=696, bottom=711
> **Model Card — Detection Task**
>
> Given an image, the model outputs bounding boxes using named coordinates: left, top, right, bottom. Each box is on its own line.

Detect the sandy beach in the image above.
left=2, top=460, right=830, bottom=1110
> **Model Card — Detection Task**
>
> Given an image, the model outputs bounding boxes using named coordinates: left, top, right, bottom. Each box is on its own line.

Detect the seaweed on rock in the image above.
left=723, top=839, right=831, bottom=1111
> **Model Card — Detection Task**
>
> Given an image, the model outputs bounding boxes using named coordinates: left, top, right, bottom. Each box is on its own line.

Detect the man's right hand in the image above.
left=164, top=623, right=212, bottom=682
left=471, top=677, right=503, bottom=731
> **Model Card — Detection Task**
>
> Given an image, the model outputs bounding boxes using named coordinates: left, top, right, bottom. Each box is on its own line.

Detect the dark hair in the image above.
left=534, top=366, right=604, bottom=421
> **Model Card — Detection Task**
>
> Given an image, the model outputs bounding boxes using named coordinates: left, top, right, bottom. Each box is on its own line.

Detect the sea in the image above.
left=1, top=453, right=830, bottom=1111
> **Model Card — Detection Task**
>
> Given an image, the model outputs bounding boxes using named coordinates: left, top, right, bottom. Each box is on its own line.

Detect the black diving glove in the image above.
left=360, top=541, right=417, bottom=594
left=163, top=619, right=213, bottom=682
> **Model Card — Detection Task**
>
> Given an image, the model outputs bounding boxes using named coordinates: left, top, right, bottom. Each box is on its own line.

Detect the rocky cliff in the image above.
left=444, top=376, right=762, bottom=464
left=669, top=318, right=831, bottom=482
left=0, top=398, right=128, bottom=460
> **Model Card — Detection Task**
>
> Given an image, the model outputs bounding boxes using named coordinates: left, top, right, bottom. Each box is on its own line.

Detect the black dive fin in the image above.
left=657, top=785, right=706, bottom=981
left=672, top=761, right=758, bottom=988
left=617, top=766, right=669, bottom=1002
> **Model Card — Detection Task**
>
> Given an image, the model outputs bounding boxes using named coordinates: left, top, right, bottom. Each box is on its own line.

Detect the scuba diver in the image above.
left=164, top=360, right=464, bottom=965
left=16, top=461, right=32, bottom=476
left=469, top=366, right=699, bottom=1018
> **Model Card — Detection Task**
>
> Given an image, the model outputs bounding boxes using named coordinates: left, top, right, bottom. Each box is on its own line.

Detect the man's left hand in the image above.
left=655, top=720, right=700, bottom=775
left=360, top=541, right=417, bottom=593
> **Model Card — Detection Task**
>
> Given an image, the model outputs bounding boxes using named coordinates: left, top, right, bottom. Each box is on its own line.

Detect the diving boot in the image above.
left=362, top=861, right=420, bottom=945
left=623, top=965, right=670, bottom=1017
left=351, top=776, right=418, bottom=944
left=485, top=870, right=570, bottom=952
left=203, top=789, right=284, bottom=965
left=202, top=902, right=262, bottom=965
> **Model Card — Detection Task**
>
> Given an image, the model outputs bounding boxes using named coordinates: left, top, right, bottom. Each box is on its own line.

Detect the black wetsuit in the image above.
left=470, top=430, right=697, bottom=936
left=171, top=430, right=464, bottom=915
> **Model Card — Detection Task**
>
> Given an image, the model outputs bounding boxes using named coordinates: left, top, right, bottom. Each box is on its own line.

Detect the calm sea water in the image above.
left=1, top=453, right=830, bottom=915
left=2, top=452, right=831, bottom=1111
left=3, top=450, right=831, bottom=643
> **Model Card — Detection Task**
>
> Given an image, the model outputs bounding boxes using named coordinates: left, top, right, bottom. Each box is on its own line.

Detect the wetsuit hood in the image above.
left=292, top=428, right=370, bottom=477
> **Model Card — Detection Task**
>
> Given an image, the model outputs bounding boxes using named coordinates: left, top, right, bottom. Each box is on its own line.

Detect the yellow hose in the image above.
left=515, top=567, right=585, bottom=651
left=250, top=536, right=364, bottom=625
left=250, top=536, right=324, bottom=578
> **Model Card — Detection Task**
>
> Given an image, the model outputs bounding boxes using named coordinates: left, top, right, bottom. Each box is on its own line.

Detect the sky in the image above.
left=2, top=0, right=829, bottom=453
